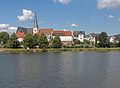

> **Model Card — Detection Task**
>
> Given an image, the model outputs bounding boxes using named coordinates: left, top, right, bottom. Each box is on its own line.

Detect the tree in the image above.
left=23, top=33, right=36, bottom=48
left=51, top=35, right=62, bottom=48
left=73, top=39, right=80, bottom=44
left=98, top=32, right=110, bottom=48
left=0, top=32, right=9, bottom=46
left=7, top=33, right=20, bottom=48
left=115, top=34, right=120, bottom=47
left=37, top=33, right=48, bottom=48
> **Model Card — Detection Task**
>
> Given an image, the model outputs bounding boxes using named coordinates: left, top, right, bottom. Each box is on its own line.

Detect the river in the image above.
left=0, top=51, right=120, bottom=88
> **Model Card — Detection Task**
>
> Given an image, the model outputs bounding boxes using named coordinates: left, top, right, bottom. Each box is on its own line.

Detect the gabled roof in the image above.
left=39, top=28, right=53, bottom=35
left=52, top=30, right=72, bottom=36
left=17, top=26, right=27, bottom=34
left=73, top=31, right=85, bottom=37
left=16, top=26, right=33, bottom=34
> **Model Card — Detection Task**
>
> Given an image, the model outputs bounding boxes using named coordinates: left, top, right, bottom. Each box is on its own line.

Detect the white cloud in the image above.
left=17, top=9, right=34, bottom=22
left=0, top=24, right=17, bottom=34
left=71, top=23, right=80, bottom=27
left=53, top=0, right=72, bottom=5
left=118, top=18, right=120, bottom=21
left=0, top=24, right=9, bottom=29
left=108, top=14, right=114, bottom=19
left=97, top=0, right=120, bottom=9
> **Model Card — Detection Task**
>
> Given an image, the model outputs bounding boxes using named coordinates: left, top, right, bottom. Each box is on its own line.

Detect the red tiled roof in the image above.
left=16, top=32, right=25, bottom=38
left=52, top=30, right=72, bottom=36
left=39, top=28, right=53, bottom=35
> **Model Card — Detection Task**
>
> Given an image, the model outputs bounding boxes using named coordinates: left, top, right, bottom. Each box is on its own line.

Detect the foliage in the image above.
left=0, top=32, right=9, bottom=46
left=23, top=33, right=36, bottom=48
left=115, top=34, right=120, bottom=47
left=37, top=33, right=48, bottom=48
left=98, top=32, right=110, bottom=48
left=7, top=33, right=20, bottom=48
left=51, top=35, right=62, bottom=48
left=84, top=39, right=90, bottom=45
left=73, top=39, right=80, bottom=44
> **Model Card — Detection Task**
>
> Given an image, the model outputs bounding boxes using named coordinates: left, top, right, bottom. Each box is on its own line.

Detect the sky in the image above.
left=0, top=0, right=120, bottom=35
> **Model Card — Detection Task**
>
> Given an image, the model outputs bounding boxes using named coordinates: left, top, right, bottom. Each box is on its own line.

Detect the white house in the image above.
left=52, top=30, right=73, bottom=45
left=73, top=31, right=85, bottom=42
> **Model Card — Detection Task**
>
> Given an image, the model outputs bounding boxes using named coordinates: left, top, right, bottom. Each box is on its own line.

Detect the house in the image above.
left=16, top=26, right=33, bottom=42
left=52, top=30, right=73, bottom=45
left=109, top=36, right=116, bottom=43
left=39, top=28, right=53, bottom=42
left=73, top=31, right=85, bottom=42
left=84, top=33, right=98, bottom=44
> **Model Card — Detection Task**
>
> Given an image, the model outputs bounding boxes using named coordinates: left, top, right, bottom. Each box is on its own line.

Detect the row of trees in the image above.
left=0, top=31, right=120, bottom=48
left=73, top=32, right=120, bottom=48
left=0, top=32, right=62, bottom=48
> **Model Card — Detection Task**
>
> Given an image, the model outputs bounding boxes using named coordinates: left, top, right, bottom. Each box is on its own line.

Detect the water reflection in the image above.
left=0, top=52, right=120, bottom=88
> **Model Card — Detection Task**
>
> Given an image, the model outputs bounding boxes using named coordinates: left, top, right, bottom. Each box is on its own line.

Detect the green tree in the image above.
left=7, top=33, right=20, bottom=48
left=23, top=33, right=36, bottom=48
left=98, top=32, right=110, bottom=48
left=51, top=35, right=62, bottom=48
left=37, top=33, right=48, bottom=48
left=73, top=39, right=80, bottom=44
left=0, top=32, right=9, bottom=47
left=115, top=34, right=120, bottom=47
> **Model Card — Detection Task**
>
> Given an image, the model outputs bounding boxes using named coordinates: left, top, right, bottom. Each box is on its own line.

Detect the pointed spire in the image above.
left=34, top=12, right=39, bottom=28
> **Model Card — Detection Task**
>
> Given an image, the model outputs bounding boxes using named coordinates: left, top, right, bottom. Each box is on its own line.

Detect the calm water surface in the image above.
left=0, top=51, right=120, bottom=88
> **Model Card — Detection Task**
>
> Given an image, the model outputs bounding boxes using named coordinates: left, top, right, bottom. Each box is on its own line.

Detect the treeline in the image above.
left=0, top=31, right=120, bottom=49
left=0, top=32, right=62, bottom=48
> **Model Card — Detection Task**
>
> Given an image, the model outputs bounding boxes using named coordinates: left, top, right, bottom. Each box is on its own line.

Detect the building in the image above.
left=16, top=12, right=39, bottom=42
left=73, top=31, right=85, bottom=42
left=84, top=33, right=98, bottom=44
left=39, top=28, right=53, bottom=42
left=52, top=30, right=73, bottom=45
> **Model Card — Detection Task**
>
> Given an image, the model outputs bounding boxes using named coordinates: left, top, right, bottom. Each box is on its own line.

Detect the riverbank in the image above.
left=0, top=48, right=120, bottom=53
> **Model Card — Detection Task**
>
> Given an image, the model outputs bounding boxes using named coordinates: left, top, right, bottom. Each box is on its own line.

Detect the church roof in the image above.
left=16, top=26, right=33, bottom=34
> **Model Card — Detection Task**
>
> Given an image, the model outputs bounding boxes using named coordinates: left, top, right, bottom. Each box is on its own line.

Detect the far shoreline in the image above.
left=0, top=48, right=120, bottom=53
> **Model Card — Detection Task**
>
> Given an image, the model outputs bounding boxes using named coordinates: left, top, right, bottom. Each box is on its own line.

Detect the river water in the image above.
left=0, top=51, right=120, bottom=88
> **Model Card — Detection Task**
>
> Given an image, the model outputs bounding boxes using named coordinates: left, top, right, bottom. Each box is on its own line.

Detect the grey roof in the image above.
left=16, top=26, right=33, bottom=34
left=73, top=31, right=85, bottom=37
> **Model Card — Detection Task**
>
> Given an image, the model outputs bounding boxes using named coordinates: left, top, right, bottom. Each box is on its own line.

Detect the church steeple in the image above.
left=33, top=12, right=39, bottom=35
left=34, top=12, right=39, bottom=28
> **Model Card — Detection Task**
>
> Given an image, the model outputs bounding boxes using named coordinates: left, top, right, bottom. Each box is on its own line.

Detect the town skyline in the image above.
left=0, top=0, right=120, bottom=35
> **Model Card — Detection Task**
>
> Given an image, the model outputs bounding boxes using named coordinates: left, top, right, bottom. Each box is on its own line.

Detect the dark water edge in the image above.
left=0, top=51, right=120, bottom=88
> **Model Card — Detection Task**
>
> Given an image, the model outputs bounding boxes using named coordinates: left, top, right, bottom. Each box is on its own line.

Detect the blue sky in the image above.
left=0, top=0, right=120, bottom=35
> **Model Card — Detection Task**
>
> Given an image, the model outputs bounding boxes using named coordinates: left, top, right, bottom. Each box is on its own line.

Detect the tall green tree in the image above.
left=23, top=33, right=36, bottom=48
left=51, top=35, right=62, bottom=48
left=37, top=33, right=48, bottom=48
left=98, top=32, right=110, bottom=48
left=7, top=33, right=20, bottom=48
left=0, top=32, right=9, bottom=44
left=115, top=34, right=120, bottom=47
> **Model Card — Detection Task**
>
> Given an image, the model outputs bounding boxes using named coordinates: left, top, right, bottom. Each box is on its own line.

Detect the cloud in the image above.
left=53, top=0, right=72, bottom=5
left=108, top=14, right=114, bottom=19
left=0, top=24, right=9, bottom=29
left=0, top=24, right=17, bottom=34
left=71, top=23, right=80, bottom=27
left=118, top=18, right=120, bottom=21
left=17, top=9, right=34, bottom=22
left=97, top=0, right=120, bottom=9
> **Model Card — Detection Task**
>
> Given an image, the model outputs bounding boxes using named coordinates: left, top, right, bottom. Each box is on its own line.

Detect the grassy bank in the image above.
left=0, top=48, right=120, bottom=53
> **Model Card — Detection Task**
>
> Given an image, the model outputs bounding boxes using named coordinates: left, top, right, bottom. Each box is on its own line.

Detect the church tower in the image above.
left=33, top=12, right=39, bottom=35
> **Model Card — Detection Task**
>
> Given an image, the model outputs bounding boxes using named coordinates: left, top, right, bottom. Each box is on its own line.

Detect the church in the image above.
left=16, top=12, right=84, bottom=45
